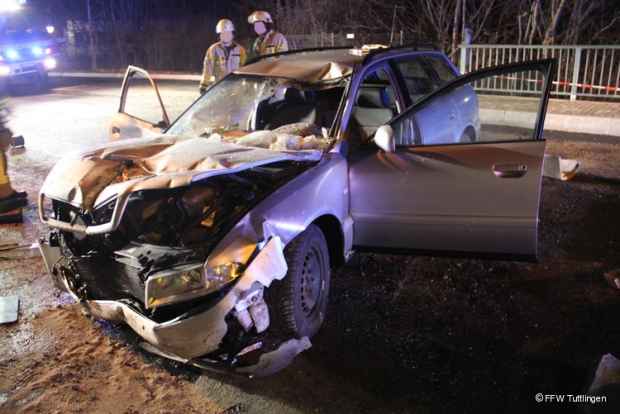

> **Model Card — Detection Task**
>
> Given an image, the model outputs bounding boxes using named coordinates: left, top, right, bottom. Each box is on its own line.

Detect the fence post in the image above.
left=459, top=45, right=467, bottom=74
left=570, top=46, right=582, bottom=102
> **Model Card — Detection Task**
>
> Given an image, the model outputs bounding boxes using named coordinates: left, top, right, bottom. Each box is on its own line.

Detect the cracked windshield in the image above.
left=168, top=74, right=343, bottom=152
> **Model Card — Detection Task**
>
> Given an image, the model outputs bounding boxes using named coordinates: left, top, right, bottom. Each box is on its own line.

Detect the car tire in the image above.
left=268, top=224, right=331, bottom=339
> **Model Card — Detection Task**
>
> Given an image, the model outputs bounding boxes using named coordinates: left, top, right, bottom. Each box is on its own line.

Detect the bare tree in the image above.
left=542, top=0, right=569, bottom=44
left=49, top=0, right=620, bottom=71
left=451, top=0, right=462, bottom=57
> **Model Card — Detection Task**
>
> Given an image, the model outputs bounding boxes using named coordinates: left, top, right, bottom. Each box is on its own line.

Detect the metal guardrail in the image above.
left=459, top=44, right=620, bottom=101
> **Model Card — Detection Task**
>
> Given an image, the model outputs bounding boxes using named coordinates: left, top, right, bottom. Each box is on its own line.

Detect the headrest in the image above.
left=356, top=87, right=384, bottom=108
left=357, top=86, right=395, bottom=108
left=284, top=88, right=306, bottom=104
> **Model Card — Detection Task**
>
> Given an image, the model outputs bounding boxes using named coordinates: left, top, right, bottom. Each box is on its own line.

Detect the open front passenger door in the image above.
left=348, top=59, right=555, bottom=260
left=108, top=66, right=170, bottom=140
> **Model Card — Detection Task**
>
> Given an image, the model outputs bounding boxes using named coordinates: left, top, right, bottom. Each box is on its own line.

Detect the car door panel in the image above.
left=349, top=59, right=555, bottom=259
left=109, top=66, right=170, bottom=141
left=350, top=140, right=545, bottom=256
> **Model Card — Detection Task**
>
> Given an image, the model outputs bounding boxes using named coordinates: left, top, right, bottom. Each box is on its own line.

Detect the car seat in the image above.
left=264, top=88, right=317, bottom=130
left=351, top=86, right=396, bottom=140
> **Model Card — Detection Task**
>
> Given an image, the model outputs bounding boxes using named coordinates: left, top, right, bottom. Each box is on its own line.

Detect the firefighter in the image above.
left=0, top=100, right=27, bottom=223
left=200, top=19, right=247, bottom=94
left=248, top=11, right=289, bottom=57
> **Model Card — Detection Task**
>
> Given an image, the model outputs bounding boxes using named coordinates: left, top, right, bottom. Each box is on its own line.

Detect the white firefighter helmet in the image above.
left=216, top=19, right=235, bottom=34
left=248, top=11, right=273, bottom=24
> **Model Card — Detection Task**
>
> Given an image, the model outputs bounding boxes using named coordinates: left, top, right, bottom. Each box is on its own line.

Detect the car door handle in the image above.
left=111, top=126, right=121, bottom=135
left=492, top=164, right=528, bottom=178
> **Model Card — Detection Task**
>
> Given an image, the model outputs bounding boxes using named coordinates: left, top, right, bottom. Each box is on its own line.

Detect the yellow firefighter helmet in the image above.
left=216, top=19, right=235, bottom=34
left=248, top=11, right=273, bottom=24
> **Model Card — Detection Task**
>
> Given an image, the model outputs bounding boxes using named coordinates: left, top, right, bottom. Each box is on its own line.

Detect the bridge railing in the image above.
left=459, top=44, right=620, bottom=101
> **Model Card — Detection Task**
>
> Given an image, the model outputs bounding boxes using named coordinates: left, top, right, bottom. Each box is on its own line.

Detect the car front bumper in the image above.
left=39, top=236, right=309, bottom=375
left=84, top=297, right=231, bottom=359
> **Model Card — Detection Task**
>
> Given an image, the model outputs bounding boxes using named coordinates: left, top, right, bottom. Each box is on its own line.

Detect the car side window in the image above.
left=393, top=58, right=436, bottom=106
left=123, top=71, right=167, bottom=125
left=392, top=66, right=550, bottom=147
left=423, top=56, right=458, bottom=85
left=349, top=67, right=399, bottom=144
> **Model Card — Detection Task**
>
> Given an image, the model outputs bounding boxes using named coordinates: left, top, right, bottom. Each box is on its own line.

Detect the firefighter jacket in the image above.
left=201, top=41, right=247, bottom=87
left=252, top=31, right=289, bottom=57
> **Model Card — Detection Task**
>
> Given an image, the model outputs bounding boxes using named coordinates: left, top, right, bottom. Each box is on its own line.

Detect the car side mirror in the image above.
left=374, top=125, right=395, bottom=153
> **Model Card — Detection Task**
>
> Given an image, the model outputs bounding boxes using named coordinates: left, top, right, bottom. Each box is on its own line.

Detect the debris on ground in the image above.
left=0, top=306, right=219, bottom=414
left=543, top=153, right=580, bottom=181
left=0, top=296, right=18, bottom=325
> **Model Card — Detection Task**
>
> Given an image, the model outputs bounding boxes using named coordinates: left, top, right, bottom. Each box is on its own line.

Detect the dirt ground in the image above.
left=1, top=131, right=620, bottom=414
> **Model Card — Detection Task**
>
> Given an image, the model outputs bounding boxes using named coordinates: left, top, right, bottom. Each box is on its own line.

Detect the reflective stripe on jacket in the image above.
left=0, top=101, right=11, bottom=186
left=252, top=31, right=289, bottom=56
left=0, top=151, right=8, bottom=186
left=201, top=42, right=247, bottom=87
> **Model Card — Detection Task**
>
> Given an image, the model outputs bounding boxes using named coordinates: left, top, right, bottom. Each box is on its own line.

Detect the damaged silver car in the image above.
left=38, top=46, right=555, bottom=376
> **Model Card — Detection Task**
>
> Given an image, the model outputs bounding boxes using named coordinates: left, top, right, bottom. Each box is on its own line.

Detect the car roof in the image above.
left=235, top=45, right=439, bottom=84
left=235, top=49, right=363, bottom=83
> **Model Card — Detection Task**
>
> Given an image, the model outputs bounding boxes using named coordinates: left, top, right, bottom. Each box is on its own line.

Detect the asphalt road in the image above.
left=7, top=77, right=199, bottom=165
left=2, top=78, right=620, bottom=414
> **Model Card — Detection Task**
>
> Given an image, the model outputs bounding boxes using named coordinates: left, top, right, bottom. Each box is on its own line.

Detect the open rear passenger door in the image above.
left=108, top=66, right=170, bottom=140
left=348, top=59, right=555, bottom=260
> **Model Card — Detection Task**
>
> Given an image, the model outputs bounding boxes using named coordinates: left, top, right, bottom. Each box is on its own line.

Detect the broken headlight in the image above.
left=145, top=261, right=245, bottom=308
left=205, top=262, right=244, bottom=282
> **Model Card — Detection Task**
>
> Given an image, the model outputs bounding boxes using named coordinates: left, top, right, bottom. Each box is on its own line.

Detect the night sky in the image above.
left=28, top=0, right=246, bottom=22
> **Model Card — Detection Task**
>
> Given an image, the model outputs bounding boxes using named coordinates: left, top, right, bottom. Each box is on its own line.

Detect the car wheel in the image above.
left=268, top=224, right=331, bottom=339
left=460, top=127, right=476, bottom=143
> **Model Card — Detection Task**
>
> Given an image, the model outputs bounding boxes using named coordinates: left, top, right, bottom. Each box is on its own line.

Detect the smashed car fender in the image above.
left=242, top=236, right=287, bottom=287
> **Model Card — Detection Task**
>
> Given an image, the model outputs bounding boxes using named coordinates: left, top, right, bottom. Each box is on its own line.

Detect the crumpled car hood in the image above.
left=40, top=134, right=321, bottom=211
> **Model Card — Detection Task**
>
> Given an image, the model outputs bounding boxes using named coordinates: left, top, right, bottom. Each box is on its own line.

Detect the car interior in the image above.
left=254, top=86, right=345, bottom=132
